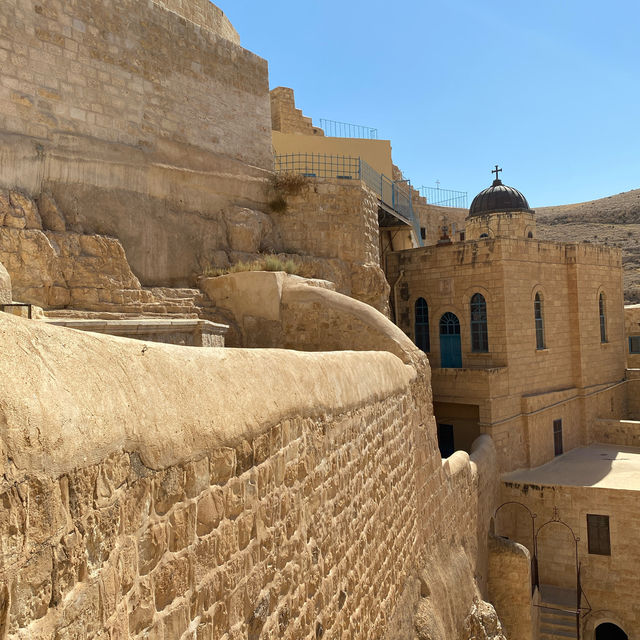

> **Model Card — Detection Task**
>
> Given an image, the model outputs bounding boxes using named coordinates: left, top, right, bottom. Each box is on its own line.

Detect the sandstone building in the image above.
left=387, top=171, right=628, bottom=471
left=0, top=2, right=638, bottom=640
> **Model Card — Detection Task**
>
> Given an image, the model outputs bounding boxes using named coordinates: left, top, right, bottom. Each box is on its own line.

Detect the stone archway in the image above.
left=584, top=612, right=630, bottom=640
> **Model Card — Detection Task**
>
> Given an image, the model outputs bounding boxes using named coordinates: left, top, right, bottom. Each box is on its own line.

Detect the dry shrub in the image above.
left=267, top=173, right=308, bottom=213
left=202, top=257, right=299, bottom=277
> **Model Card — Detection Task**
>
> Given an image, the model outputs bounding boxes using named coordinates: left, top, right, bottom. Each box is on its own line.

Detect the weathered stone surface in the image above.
left=224, top=206, right=276, bottom=254
left=0, top=259, right=10, bottom=303
left=0, top=279, right=503, bottom=640
left=138, top=523, right=167, bottom=576
left=37, top=192, right=67, bottom=231
left=196, top=488, right=224, bottom=535
left=10, top=192, right=42, bottom=230
left=464, top=599, right=507, bottom=640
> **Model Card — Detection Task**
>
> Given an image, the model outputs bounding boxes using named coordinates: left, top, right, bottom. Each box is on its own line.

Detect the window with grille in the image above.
left=414, top=298, right=430, bottom=353
left=599, top=293, right=607, bottom=343
left=470, top=293, right=488, bottom=353
left=553, top=419, right=563, bottom=456
left=630, top=336, right=640, bottom=354
left=535, top=292, right=545, bottom=350
left=587, top=514, right=611, bottom=555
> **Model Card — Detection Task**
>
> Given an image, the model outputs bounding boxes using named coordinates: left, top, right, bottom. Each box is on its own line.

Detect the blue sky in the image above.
left=218, top=1, right=640, bottom=207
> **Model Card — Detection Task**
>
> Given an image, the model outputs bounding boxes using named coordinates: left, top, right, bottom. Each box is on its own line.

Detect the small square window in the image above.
left=587, top=514, right=611, bottom=555
left=630, top=336, right=640, bottom=354
left=553, top=419, right=563, bottom=456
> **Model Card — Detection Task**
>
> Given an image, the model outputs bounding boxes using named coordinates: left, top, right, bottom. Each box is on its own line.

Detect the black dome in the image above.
left=469, top=178, right=532, bottom=217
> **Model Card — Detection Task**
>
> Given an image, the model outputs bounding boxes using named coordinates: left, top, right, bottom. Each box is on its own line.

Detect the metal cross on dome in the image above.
left=492, top=165, right=502, bottom=181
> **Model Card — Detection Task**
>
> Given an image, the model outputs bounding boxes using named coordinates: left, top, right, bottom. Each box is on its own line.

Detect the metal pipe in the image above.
left=391, top=268, right=405, bottom=325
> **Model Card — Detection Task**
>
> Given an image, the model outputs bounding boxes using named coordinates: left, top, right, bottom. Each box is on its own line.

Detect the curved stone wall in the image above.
left=152, top=0, right=240, bottom=44
left=0, top=283, right=505, bottom=638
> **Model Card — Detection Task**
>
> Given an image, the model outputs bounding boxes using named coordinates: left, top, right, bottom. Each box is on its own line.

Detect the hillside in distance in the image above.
left=536, top=189, right=640, bottom=303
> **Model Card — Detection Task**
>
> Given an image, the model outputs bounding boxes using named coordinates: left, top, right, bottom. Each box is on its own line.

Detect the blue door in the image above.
left=440, top=312, right=462, bottom=368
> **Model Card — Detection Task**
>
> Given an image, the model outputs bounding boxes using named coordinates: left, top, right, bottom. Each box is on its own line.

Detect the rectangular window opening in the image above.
left=630, top=336, right=640, bottom=354
left=587, top=514, right=611, bottom=555
left=553, top=419, right=563, bottom=456
left=437, top=423, right=454, bottom=458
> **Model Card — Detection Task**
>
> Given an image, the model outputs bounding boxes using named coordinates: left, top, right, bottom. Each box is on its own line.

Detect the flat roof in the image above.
left=503, top=443, right=640, bottom=491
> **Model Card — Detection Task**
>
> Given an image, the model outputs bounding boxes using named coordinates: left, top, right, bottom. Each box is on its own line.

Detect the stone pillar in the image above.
left=488, top=533, right=536, bottom=640
left=0, top=261, right=11, bottom=303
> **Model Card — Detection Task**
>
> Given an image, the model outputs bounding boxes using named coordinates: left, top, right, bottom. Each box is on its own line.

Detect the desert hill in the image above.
left=426, top=189, right=640, bottom=303
left=536, top=189, right=640, bottom=303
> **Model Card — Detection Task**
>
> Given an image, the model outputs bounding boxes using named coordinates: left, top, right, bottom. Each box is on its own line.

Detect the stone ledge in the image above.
left=0, top=312, right=414, bottom=477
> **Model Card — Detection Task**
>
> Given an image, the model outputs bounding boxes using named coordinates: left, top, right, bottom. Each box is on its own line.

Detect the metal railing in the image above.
left=420, top=185, right=468, bottom=209
left=318, top=118, right=378, bottom=140
left=274, top=153, right=422, bottom=245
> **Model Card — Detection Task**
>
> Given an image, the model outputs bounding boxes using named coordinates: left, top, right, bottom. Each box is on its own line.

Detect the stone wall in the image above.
left=465, top=211, right=536, bottom=241
left=0, top=0, right=268, bottom=166
left=499, top=479, right=640, bottom=638
left=152, top=0, right=240, bottom=43
left=488, top=535, right=535, bottom=640
left=0, top=259, right=10, bottom=303
left=0, top=281, right=508, bottom=639
left=624, top=304, right=640, bottom=368
left=199, top=272, right=410, bottom=358
left=628, top=373, right=640, bottom=417
left=386, top=237, right=626, bottom=471
left=0, top=0, right=273, bottom=287
left=269, top=178, right=389, bottom=311
left=590, top=417, right=640, bottom=446
left=270, top=87, right=323, bottom=136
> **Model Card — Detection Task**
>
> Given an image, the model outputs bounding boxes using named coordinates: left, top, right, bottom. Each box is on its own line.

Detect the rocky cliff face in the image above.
left=0, top=259, right=11, bottom=304
left=0, top=190, right=144, bottom=310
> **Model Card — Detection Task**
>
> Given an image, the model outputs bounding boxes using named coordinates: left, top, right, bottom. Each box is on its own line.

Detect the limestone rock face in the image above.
left=7, top=191, right=42, bottom=230
left=464, top=600, right=507, bottom=640
left=0, top=259, right=11, bottom=303
left=37, top=192, right=67, bottom=232
left=224, top=206, right=277, bottom=254
left=0, top=190, right=144, bottom=309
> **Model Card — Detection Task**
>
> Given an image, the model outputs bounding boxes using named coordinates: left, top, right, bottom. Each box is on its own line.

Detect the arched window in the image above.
left=534, top=292, right=545, bottom=350
left=414, top=298, right=430, bottom=352
left=599, top=293, right=607, bottom=343
left=439, top=312, right=462, bottom=368
left=470, top=293, right=488, bottom=352
left=479, top=233, right=489, bottom=239
left=527, top=231, right=534, bottom=239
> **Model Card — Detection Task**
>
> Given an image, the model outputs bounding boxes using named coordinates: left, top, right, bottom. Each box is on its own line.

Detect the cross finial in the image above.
left=492, top=165, right=502, bottom=182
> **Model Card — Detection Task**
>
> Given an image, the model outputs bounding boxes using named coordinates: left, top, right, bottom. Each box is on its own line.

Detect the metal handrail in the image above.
left=318, top=118, right=378, bottom=139
left=274, top=153, right=422, bottom=245
left=420, top=185, right=468, bottom=209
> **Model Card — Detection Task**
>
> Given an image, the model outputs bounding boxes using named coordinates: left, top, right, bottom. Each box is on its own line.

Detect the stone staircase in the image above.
left=539, top=586, right=578, bottom=640
left=46, top=287, right=205, bottom=318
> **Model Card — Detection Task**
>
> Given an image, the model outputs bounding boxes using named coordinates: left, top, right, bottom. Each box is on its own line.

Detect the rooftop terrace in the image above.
left=503, top=443, right=640, bottom=491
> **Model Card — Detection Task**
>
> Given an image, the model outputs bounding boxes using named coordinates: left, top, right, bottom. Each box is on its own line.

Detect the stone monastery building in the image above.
left=388, top=170, right=626, bottom=472
left=0, top=1, right=639, bottom=640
